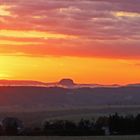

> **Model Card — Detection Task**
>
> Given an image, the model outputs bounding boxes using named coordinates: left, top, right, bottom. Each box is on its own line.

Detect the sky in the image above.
left=0, top=0, right=140, bottom=84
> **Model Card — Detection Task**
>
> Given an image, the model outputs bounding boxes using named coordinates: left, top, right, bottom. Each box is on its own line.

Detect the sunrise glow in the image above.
left=0, top=0, right=140, bottom=84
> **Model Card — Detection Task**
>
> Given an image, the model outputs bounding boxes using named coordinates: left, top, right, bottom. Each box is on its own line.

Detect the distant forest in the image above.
left=1, top=113, right=140, bottom=136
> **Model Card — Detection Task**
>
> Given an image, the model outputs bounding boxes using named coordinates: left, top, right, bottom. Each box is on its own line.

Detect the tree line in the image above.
left=1, top=113, right=140, bottom=136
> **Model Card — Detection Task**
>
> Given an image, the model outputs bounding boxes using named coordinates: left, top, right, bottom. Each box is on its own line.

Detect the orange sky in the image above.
left=0, top=0, right=140, bottom=84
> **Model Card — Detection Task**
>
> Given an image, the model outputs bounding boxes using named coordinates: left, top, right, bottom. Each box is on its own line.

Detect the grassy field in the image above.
left=0, top=136, right=140, bottom=140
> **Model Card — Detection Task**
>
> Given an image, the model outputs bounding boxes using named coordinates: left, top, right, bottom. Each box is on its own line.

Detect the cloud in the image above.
left=0, top=0, right=140, bottom=59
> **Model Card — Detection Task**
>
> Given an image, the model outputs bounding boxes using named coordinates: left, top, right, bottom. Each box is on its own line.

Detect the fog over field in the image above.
left=0, top=84, right=139, bottom=127
left=0, top=85, right=140, bottom=112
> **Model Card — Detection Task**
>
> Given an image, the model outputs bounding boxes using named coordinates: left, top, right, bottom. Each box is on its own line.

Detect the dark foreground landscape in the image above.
left=0, top=136, right=140, bottom=140
left=1, top=113, right=140, bottom=136
left=0, top=86, right=140, bottom=136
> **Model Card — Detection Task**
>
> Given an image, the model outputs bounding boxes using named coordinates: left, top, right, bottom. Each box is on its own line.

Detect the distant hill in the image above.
left=127, top=83, right=140, bottom=87
left=0, top=79, right=122, bottom=88
left=0, top=80, right=47, bottom=86
left=58, top=79, right=75, bottom=86
left=0, top=79, right=139, bottom=88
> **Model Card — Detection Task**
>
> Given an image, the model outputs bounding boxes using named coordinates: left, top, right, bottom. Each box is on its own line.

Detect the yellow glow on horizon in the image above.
left=0, top=73, right=10, bottom=79
left=0, top=30, right=77, bottom=39
left=0, top=55, right=140, bottom=85
left=114, top=11, right=140, bottom=18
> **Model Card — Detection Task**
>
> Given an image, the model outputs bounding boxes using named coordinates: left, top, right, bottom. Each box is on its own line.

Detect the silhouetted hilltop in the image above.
left=58, top=79, right=75, bottom=86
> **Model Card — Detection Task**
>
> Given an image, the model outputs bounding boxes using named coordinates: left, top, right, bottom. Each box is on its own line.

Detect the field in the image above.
left=0, top=106, right=140, bottom=128
left=0, top=136, right=140, bottom=140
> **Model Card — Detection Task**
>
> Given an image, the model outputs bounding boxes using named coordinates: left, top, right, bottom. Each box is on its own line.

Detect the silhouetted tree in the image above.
left=3, top=113, right=140, bottom=136
left=2, top=117, right=23, bottom=135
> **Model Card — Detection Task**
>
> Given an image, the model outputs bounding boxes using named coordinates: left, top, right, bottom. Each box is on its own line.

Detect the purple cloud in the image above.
left=0, top=0, right=140, bottom=58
